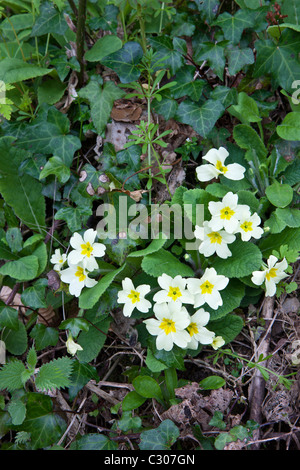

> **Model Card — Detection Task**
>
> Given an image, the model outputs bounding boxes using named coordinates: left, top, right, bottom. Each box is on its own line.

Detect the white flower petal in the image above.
left=123, top=301, right=135, bottom=317
left=68, top=249, right=84, bottom=266
left=224, top=163, right=246, bottom=180
left=83, top=228, right=97, bottom=245
left=157, top=333, right=173, bottom=351
left=196, top=164, right=219, bottom=182
left=92, top=243, right=106, bottom=257
left=153, top=290, right=169, bottom=304
left=136, top=298, right=151, bottom=313
left=122, top=277, right=135, bottom=292
left=251, top=270, right=266, bottom=286
left=70, top=232, right=84, bottom=250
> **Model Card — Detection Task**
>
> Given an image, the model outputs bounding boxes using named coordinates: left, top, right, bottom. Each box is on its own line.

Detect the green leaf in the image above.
left=0, top=137, right=46, bottom=231
left=76, top=315, right=111, bottom=363
left=101, top=42, right=144, bottom=83
left=0, top=58, right=51, bottom=83
left=205, top=280, right=245, bottom=321
left=170, top=66, right=205, bottom=101
left=122, top=391, right=146, bottom=412
left=39, top=156, right=70, bottom=184
left=265, top=180, right=294, bottom=208
left=149, top=36, right=186, bottom=75
left=1, top=319, right=27, bottom=355
left=213, top=240, right=262, bottom=278
left=68, top=361, right=98, bottom=401
left=0, top=360, right=26, bottom=392
left=35, top=357, right=74, bottom=392
left=6, top=227, right=23, bottom=253
left=0, top=255, right=39, bottom=282
left=70, top=434, right=118, bottom=450
left=37, top=79, right=66, bottom=105
left=142, top=248, right=194, bottom=278
left=79, top=264, right=126, bottom=310
left=78, top=79, right=124, bottom=135
left=259, top=227, right=300, bottom=257
left=213, top=9, right=255, bottom=44
left=176, top=99, right=224, bottom=138
left=0, top=305, right=19, bottom=330
left=194, top=41, right=227, bottom=80
left=226, top=47, right=254, bottom=76
left=145, top=348, right=168, bottom=373
left=85, top=35, right=122, bottom=62
left=54, top=206, right=93, bottom=233
left=7, top=398, right=26, bottom=425
left=30, top=324, right=59, bottom=351
left=199, top=376, right=226, bottom=390
left=105, top=145, right=142, bottom=190
left=139, top=419, right=180, bottom=450
left=31, top=0, right=68, bottom=36
left=21, top=283, right=47, bottom=309
left=194, top=0, right=220, bottom=24
left=233, top=124, right=267, bottom=162
left=20, top=392, right=67, bottom=449
left=132, top=375, right=163, bottom=401
left=276, top=112, right=300, bottom=140
left=275, top=208, right=300, bottom=228
left=228, top=92, right=261, bottom=124
left=183, top=187, right=217, bottom=223
left=254, top=30, right=300, bottom=93
left=208, top=314, right=244, bottom=343
left=127, top=235, right=167, bottom=258
left=281, top=0, right=300, bottom=25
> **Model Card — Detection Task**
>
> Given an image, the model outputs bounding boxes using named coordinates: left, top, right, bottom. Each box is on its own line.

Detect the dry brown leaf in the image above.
left=111, top=100, right=142, bottom=122
left=0, top=286, right=27, bottom=315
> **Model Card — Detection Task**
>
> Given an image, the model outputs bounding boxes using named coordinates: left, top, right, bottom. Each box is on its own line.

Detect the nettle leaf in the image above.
left=139, top=419, right=180, bottom=450
left=194, top=41, right=227, bottom=80
left=254, top=29, right=300, bottom=93
left=0, top=360, right=27, bottom=392
left=0, top=58, right=51, bottom=83
left=176, top=99, right=224, bottom=138
left=35, top=357, right=74, bottom=392
left=149, top=36, right=186, bottom=75
left=31, top=0, right=68, bottom=36
left=85, top=35, right=122, bottom=62
left=20, top=392, right=66, bottom=449
left=142, top=248, right=194, bottom=278
left=78, top=79, right=124, bottom=135
left=226, top=47, right=255, bottom=76
left=101, top=42, right=144, bottom=83
left=213, top=9, right=255, bottom=44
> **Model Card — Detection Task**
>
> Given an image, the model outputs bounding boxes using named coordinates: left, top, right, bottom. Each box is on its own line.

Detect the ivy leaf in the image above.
left=170, top=66, right=205, bottom=101
left=104, top=145, right=142, bottom=191
left=254, top=29, right=300, bottom=93
left=194, top=0, right=220, bottom=24
left=0, top=305, right=19, bottom=331
left=31, top=0, right=68, bottom=36
left=101, top=42, right=144, bottom=83
left=78, top=79, right=124, bottom=135
left=70, top=434, right=118, bottom=450
left=54, top=206, right=93, bottom=233
left=139, top=420, right=180, bottom=450
left=21, top=283, right=47, bottom=309
left=39, top=156, right=70, bottom=184
left=1, top=319, right=27, bottom=355
left=30, top=324, right=59, bottom=351
left=226, top=47, right=255, bottom=76
left=149, top=36, right=186, bottom=75
left=35, top=357, right=74, bottom=392
left=194, top=41, right=228, bottom=80
left=213, top=9, right=255, bottom=44
left=176, top=99, right=224, bottom=138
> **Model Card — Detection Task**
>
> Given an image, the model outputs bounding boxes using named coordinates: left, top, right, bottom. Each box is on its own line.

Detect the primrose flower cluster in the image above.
left=50, top=228, right=106, bottom=297
left=117, top=273, right=226, bottom=352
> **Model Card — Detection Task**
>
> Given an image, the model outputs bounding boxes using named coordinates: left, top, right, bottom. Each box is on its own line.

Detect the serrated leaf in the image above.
left=176, top=99, right=224, bottom=138
left=35, top=357, right=74, bottom=391
left=0, top=360, right=27, bottom=392
left=101, top=42, right=144, bottom=83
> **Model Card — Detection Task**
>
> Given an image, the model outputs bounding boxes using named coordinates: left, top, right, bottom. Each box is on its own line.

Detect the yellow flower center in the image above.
left=200, top=280, right=214, bottom=294
left=187, top=322, right=199, bottom=337
left=59, top=258, right=63, bottom=264
left=220, top=206, right=235, bottom=220
left=265, top=268, right=277, bottom=281
left=159, top=318, right=176, bottom=335
left=167, top=286, right=182, bottom=301
left=215, top=160, right=228, bottom=174
left=75, top=266, right=86, bottom=282
left=207, top=231, right=222, bottom=244
left=81, top=241, right=93, bottom=258
left=127, top=290, right=140, bottom=304
left=240, top=221, right=253, bottom=232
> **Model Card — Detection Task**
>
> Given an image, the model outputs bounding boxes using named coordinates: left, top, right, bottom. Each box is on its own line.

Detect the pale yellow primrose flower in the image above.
left=60, top=262, right=97, bottom=297
left=208, top=191, right=251, bottom=234
left=144, top=302, right=191, bottom=351
left=186, top=308, right=215, bottom=350
left=187, top=268, right=229, bottom=310
left=50, top=248, right=67, bottom=271
left=234, top=209, right=263, bottom=242
left=67, top=228, right=106, bottom=271
left=117, top=277, right=151, bottom=317
left=196, top=147, right=246, bottom=182
left=153, top=273, right=194, bottom=305
left=251, top=255, right=288, bottom=297
left=66, top=335, right=83, bottom=355
left=211, top=336, right=225, bottom=350
left=194, top=221, right=236, bottom=259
